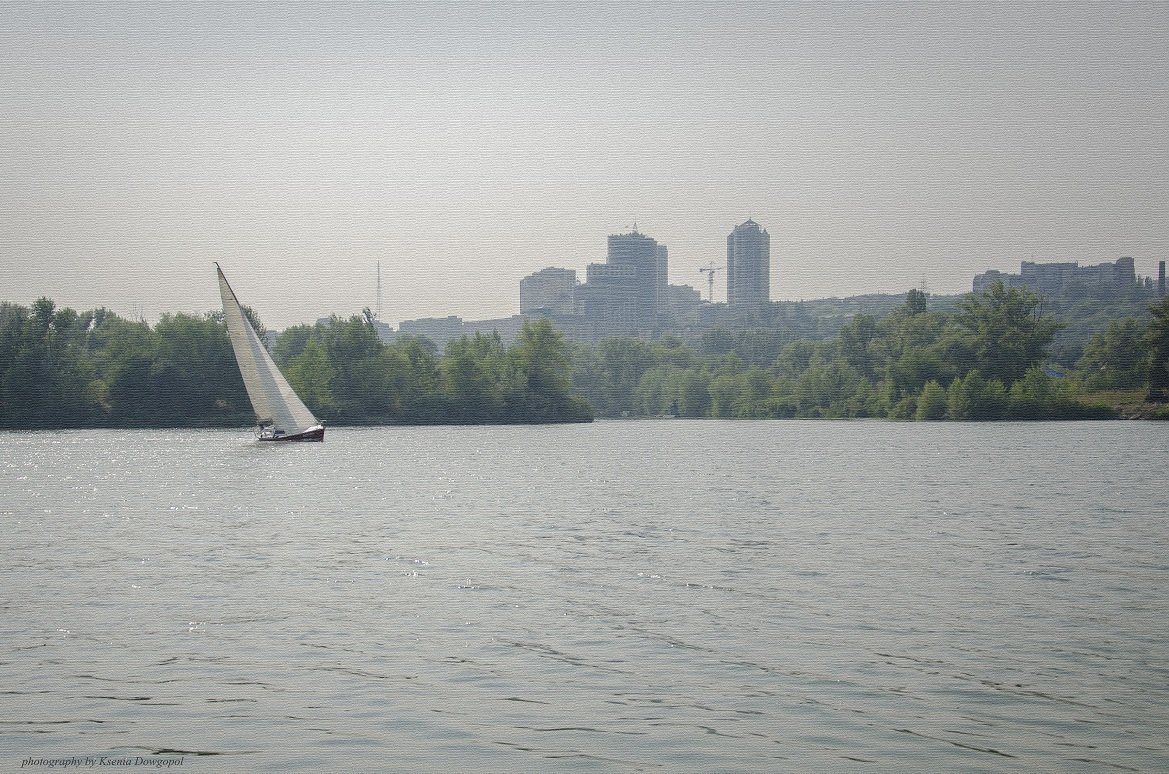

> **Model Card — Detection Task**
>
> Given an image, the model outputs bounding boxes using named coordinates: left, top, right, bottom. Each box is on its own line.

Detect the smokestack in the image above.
left=1159, top=260, right=1166, bottom=297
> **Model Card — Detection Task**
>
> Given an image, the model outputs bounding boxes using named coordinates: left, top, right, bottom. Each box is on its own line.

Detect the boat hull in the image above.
left=258, top=425, right=326, bottom=442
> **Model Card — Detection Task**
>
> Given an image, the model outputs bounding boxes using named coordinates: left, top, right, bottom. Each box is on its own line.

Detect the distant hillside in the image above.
left=693, top=291, right=1158, bottom=369
left=681, top=293, right=962, bottom=348
left=1041, top=295, right=1163, bottom=366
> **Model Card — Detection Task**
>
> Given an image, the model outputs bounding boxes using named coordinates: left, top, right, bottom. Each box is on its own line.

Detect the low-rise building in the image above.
left=398, top=315, right=466, bottom=350
left=973, top=257, right=1137, bottom=297
left=663, top=284, right=702, bottom=326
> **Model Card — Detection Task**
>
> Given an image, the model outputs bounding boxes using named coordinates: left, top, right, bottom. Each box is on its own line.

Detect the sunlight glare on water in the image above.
left=2, top=421, right=1168, bottom=771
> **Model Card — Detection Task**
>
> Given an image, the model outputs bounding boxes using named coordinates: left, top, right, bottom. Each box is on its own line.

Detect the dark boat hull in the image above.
left=259, top=425, right=325, bottom=442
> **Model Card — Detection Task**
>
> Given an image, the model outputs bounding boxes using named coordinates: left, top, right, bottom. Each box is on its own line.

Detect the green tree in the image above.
left=955, top=281, right=1062, bottom=386
left=846, top=377, right=879, bottom=418
left=381, top=337, right=445, bottom=421
left=0, top=299, right=100, bottom=427
left=1145, top=296, right=1169, bottom=403
left=88, top=313, right=162, bottom=423
left=509, top=319, right=591, bottom=422
left=272, top=323, right=316, bottom=367
left=442, top=333, right=509, bottom=421
left=672, top=368, right=713, bottom=417
left=796, top=360, right=861, bottom=417
left=1007, top=367, right=1059, bottom=419
left=905, top=288, right=928, bottom=316
left=286, top=339, right=336, bottom=415
left=837, top=314, right=881, bottom=379
left=774, top=340, right=815, bottom=378
left=947, top=370, right=1008, bottom=420
left=729, top=368, right=777, bottom=418
left=633, top=365, right=676, bottom=416
left=149, top=313, right=248, bottom=424
left=1075, top=318, right=1147, bottom=390
left=915, top=379, right=950, bottom=420
left=707, top=372, right=740, bottom=418
left=0, top=302, right=52, bottom=425
left=591, top=337, right=656, bottom=417
left=318, top=314, right=386, bottom=419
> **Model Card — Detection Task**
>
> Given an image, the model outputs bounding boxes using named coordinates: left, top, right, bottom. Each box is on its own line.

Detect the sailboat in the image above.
left=216, top=264, right=325, bottom=442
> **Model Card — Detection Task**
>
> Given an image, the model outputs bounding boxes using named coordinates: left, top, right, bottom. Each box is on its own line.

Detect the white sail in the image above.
left=216, top=265, right=320, bottom=436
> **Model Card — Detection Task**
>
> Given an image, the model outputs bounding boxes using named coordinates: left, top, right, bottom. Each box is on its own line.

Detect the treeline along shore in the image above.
left=2, top=284, right=1168, bottom=429
left=0, top=307, right=592, bottom=428
left=573, top=286, right=1169, bottom=421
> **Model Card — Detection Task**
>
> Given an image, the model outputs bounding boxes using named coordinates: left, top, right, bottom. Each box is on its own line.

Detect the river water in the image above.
left=1, top=421, right=1167, bottom=772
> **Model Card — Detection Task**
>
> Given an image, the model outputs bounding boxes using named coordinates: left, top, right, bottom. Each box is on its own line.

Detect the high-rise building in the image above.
left=654, top=244, right=669, bottom=310
left=520, top=267, right=577, bottom=315
left=579, top=262, right=638, bottom=330
left=604, top=227, right=667, bottom=322
left=726, top=219, right=770, bottom=305
left=518, top=226, right=686, bottom=338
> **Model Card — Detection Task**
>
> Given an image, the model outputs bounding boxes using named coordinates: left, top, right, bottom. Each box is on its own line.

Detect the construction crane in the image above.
left=698, top=265, right=724, bottom=303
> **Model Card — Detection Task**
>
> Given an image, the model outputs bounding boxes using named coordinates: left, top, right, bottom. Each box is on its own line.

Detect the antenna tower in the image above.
left=698, top=265, right=724, bottom=303
left=376, top=261, right=383, bottom=320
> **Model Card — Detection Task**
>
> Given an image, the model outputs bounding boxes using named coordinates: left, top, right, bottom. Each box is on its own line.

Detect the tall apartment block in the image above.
left=516, top=225, right=701, bottom=340
left=580, top=227, right=667, bottom=325
left=520, top=267, right=577, bottom=315
left=727, top=219, right=770, bottom=305
left=608, top=228, right=667, bottom=319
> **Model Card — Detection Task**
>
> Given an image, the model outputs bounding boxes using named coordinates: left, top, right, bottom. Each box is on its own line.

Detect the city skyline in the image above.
left=3, top=2, right=1167, bottom=329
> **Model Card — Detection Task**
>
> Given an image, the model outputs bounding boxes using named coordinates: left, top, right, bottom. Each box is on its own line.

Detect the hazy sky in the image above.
left=3, top=1, right=1166, bottom=328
